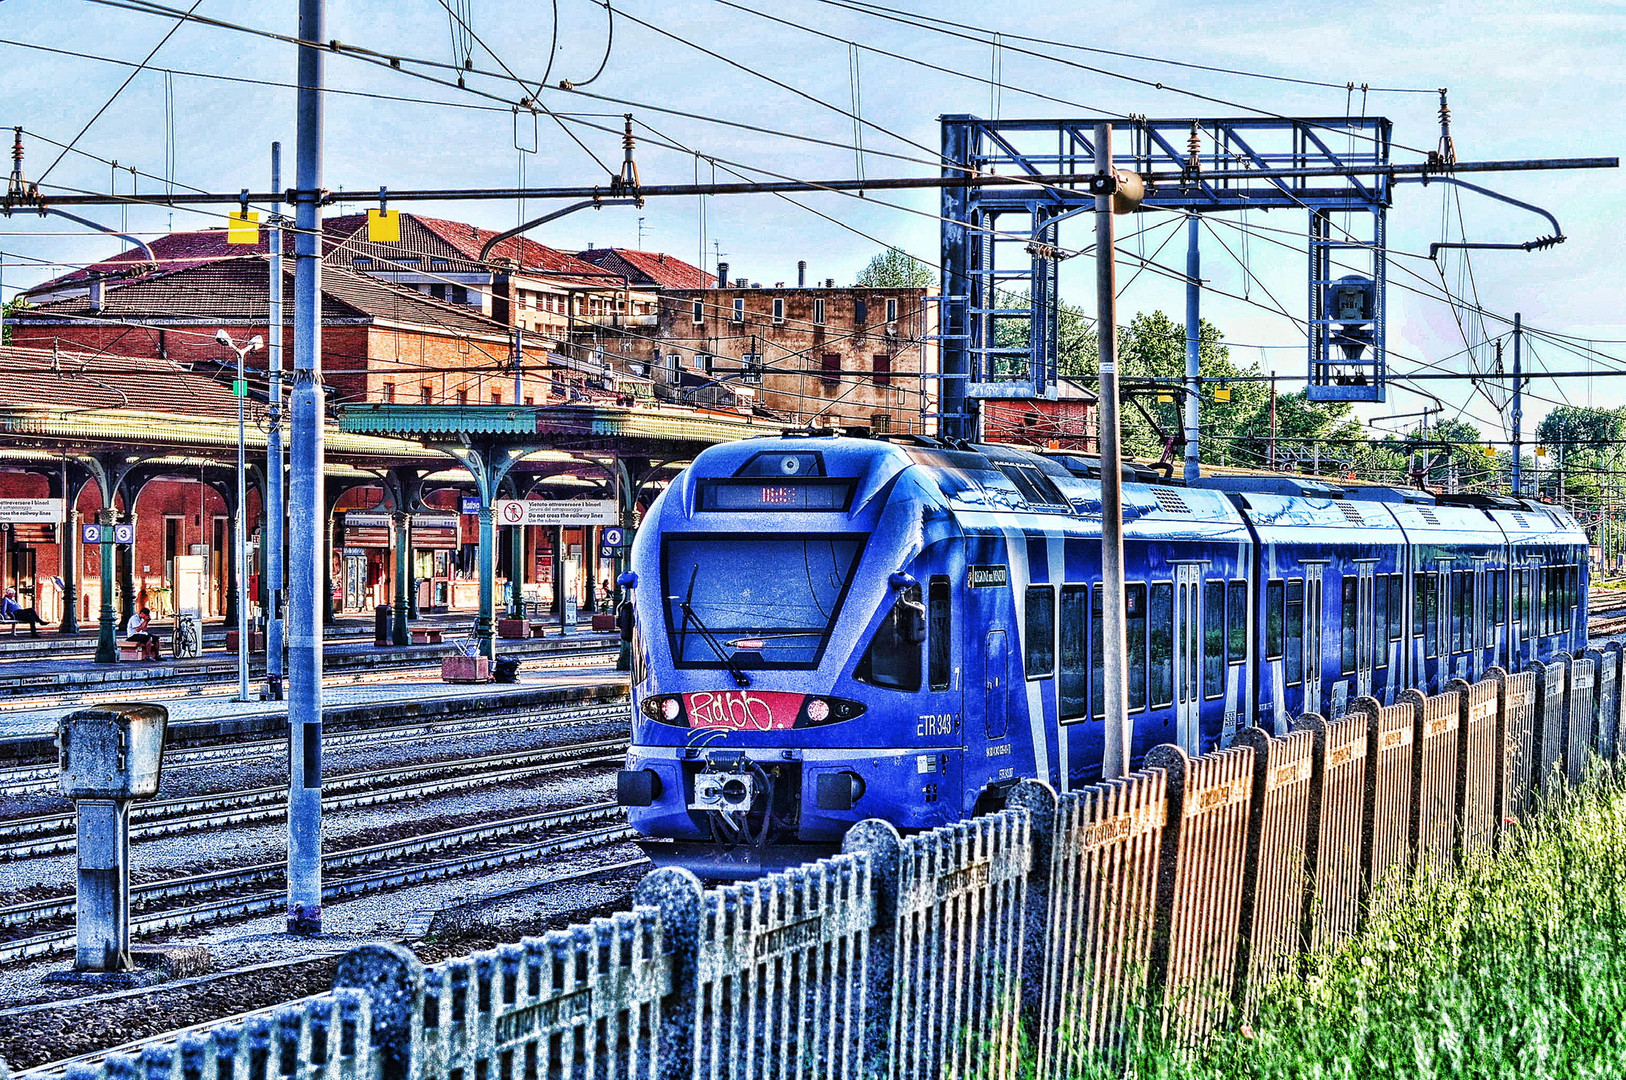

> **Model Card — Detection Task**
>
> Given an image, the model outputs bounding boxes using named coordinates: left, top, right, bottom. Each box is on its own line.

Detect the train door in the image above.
left=984, top=629, right=1009, bottom=740
left=1173, top=565, right=1202, bottom=755
left=1303, top=566, right=1325, bottom=717
left=1355, top=564, right=1376, bottom=699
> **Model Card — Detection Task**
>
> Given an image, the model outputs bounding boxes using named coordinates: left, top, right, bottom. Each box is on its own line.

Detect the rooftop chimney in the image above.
left=825, top=277, right=835, bottom=289
left=735, top=277, right=747, bottom=288
left=88, top=279, right=104, bottom=312
left=717, top=261, right=729, bottom=288
left=797, top=260, right=807, bottom=288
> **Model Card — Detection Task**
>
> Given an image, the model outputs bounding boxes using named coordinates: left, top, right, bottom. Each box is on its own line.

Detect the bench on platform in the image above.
left=119, top=638, right=161, bottom=662
left=497, top=617, right=530, bottom=640
left=411, top=628, right=444, bottom=645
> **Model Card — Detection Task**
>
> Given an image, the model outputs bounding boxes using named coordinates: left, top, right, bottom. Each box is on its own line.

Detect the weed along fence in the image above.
left=16, top=653, right=1626, bottom=1080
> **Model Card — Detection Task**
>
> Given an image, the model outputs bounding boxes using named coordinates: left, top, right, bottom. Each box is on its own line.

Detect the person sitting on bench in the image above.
left=125, top=608, right=156, bottom=651
left=0, top=588, right=44, bottom=637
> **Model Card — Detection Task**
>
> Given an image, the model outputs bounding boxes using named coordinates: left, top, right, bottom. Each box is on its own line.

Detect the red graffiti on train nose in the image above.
left=685, top=691, right=805, bottom=731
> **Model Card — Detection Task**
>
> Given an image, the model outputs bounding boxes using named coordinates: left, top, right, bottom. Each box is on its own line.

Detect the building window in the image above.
left=853, top=298, right=867, bottom=324
left=429, top=283, right=447, bottom=301
left=698, top=353, right=714, bottom=375
left=457, top=389, right=468, bottom=406
left=667, top=353, right=680, bottom=379
left=692, top=299, right=705, bottom=324
left=873, top=353, right=892, bottom=387
left=886, top=298, right=898, bottom=323
left=491, top=390, right=502, bottom=404
left=450, top=286, right=468, bottom=305
left=381, top=383, right=395, bottom=403
left=421, top=385, right=433, bottom=404
left=431, top=258, right=450, bottom=270
left=524, top=396, right=534, bottom=405
left=732, top=297, right=745, bottom=323
left=821, top=352, right=841, bottom=386
left=814, top=298, right=826, bottom=325
left=772, top=297, right=785, bottom=324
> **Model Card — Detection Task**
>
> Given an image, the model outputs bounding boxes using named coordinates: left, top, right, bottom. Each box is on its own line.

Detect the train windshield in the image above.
left=662, top=535, right=865, bottom=668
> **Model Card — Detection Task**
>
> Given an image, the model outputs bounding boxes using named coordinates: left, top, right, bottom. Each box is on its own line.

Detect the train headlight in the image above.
left=805, top=698, right=830, bottom=724
left=639, top=696, right=685, bottom=724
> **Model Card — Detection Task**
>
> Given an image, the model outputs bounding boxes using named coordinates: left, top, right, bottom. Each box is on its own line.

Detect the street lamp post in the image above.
left=217, top=329, right=263, bottom=703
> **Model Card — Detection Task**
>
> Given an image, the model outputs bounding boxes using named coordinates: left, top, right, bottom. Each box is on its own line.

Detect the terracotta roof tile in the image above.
left=576, top=248, right=715, bottom=289
left=0, top=345, right=241, bottom=416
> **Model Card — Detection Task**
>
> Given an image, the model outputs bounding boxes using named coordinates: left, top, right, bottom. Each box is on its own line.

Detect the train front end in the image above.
left=616, top=436, right=953, bottom=877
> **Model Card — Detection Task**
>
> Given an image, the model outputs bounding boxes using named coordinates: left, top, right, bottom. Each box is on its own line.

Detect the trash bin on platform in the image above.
left=374, top=604, right=392, bottom=647
left=493, top=656, right=521, bottom=683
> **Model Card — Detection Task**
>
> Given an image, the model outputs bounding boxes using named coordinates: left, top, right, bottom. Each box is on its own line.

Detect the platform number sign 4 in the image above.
left=602, top=527, right=625, bottom=547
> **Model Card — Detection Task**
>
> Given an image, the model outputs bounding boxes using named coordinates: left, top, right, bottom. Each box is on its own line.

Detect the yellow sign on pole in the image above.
left=1536, top=446, right=1548, bottom=458
left=368, top=208, right=400, bottom=242
left=1213, top=387, right=1231, bottom=402
left=227, top=210, right=260, bottom=245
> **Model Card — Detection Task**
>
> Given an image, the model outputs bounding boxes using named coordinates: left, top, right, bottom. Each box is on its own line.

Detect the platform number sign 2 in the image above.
left=82, top=523, right=136, bottom=545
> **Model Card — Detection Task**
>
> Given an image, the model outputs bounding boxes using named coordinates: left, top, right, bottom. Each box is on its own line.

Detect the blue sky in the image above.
left=2, top=0, right=1621, bottom=439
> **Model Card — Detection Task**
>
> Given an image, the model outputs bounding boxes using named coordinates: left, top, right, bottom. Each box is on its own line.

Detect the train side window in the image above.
left=1284, top=579, right=1304, bottom=686
left=1423, top=573, right=1440, bottom=658
left=1059, top=585, right=1089, bottom=720
left=1024, top=585, right=1055, bottom=678
left=1489, top=569, right=1505, bottom=625
left=1413, top=571, right=1427, bottom=637
left=1388, top=573, right=1404, bottom=641
left=1203, top=581, right=1225, bottom=699
left=1340, top=575, right=1358, bottom=675
left=1535, top=566, right=1547, bottom=636
left=1091, top=585, right=1105, bottom=719
left=1127, top=583, right=1147, bottom=712
left=1265, top=579, right=1284, bottom=660
left=1513, top=567, right=1527, bottom=627
left=1374, top=574, right=1390, bottom=669
left=1148, top=582, right=1174, bottom=708
left=927, top=577, right=951, bottom=691
left=855, top=584, right=923, bottom=692
left=1449, top=571, right=1465, bottom=654
left=1565, top=566, right=1577, bottom=632
left=1226, top=580, right=1247, bottom=663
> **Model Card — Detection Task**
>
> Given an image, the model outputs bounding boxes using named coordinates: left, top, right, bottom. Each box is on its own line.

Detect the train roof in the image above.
left=675, top=433, right=1583, bottom=544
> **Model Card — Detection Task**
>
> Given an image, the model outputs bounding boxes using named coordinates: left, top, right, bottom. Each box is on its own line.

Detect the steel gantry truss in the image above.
left=937, top=114, right=1398, bottom=438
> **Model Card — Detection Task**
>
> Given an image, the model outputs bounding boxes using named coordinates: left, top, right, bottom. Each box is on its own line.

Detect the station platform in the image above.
left=0, top=612, right=620, bottom=699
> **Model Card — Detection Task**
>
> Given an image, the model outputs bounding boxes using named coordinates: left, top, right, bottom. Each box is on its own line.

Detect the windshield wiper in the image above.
left=676, top=566, right=750, bottom=687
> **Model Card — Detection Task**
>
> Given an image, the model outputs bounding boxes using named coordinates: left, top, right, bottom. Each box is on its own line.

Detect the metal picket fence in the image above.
left=20, top=655, right=1621, bottom=1080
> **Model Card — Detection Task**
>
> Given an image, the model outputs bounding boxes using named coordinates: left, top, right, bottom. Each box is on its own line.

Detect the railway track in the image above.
left=0, top=701, right=630, bottom=797
left=0, top=737, right=629, bottom=859
left=0, top=801, right=642, bottom=964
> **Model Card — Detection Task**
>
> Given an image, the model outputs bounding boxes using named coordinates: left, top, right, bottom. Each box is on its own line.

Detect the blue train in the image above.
left=615, top=433, right=1588, bottom=875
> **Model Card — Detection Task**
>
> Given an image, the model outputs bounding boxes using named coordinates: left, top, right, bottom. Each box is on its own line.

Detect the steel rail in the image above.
left=0, top=801, right=626, bottom=929
left=0, top=701, right=629, bottom=795
left=0, top=822, right=641, bottom=964
left=0, top=742, right=628, bottom=857
left=0, top=644, right=620, bottom=710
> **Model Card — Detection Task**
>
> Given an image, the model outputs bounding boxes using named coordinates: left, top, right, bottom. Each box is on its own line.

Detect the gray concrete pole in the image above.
left=266, top=142, right=286, bottom=699
left=235, top=345, right=250, bottom=701
left=1511, top=312, right=1523, bottom=498
left=286, top=0, right=326, bottom=937
left=1096, top=123, right=1131, bottom=778
left=74, top=799, right=132, bottom=971
left=1183, top=214, right=1201, bottom=484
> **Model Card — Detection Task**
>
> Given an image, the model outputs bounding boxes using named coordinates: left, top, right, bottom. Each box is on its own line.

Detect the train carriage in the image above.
left=617, top=432, right=1587, bottom=877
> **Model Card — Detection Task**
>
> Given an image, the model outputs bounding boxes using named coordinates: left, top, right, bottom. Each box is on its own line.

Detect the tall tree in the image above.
left=854, top=248, right=934, bottom=288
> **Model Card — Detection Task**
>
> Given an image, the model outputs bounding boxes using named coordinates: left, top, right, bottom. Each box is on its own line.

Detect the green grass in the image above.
left=1086, top=767, right=1626, bottom=1080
